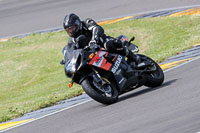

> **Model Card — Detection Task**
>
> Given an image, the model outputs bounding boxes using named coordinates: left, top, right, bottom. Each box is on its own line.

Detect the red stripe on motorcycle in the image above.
left=89, top=51, right=101, bottom=65
left=112, top=55, right=117, bottom=62
left=100, top=56, right=112, bottom=71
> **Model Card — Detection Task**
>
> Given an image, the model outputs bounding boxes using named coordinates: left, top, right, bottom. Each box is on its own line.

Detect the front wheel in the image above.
left=81, top=78, right=119, bottom=105
left=138, top=54, right=164, bottom=88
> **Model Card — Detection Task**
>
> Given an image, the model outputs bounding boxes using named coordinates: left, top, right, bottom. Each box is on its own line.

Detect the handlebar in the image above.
left=83, top=44, right=100, bottom=51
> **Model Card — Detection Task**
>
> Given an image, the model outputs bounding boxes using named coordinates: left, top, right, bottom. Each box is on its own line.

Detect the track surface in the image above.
left=4, top=58, right=200, bottom=133
left=1, top=0, right=200, bottom=132
left=1, top=0, right=200, bottom=38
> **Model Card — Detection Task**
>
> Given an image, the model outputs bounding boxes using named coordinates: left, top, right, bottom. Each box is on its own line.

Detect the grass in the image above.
left=0, top=15, right=200, bottom=123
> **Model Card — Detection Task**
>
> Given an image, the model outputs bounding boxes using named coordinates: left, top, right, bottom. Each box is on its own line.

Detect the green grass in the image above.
left=0, top=15, right=200, bottom=123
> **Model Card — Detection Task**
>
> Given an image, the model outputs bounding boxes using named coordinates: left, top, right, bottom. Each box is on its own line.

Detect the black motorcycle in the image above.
left=61, top=35, right=164, bottom=104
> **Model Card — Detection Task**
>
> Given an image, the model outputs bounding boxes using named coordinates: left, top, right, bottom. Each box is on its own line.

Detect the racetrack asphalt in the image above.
left=1, top=0, right=200, bottom=132
left=1, top=0, right=200, bottom=38
left=4, top=57, right=200, bottom=133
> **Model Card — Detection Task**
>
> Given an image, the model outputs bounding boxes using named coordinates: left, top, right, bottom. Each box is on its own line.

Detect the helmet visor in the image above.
left=65, top=25, right=77, bottom=37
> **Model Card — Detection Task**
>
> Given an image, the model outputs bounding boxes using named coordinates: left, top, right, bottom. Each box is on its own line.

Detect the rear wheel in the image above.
left=138, top=54, right=164, bottom=87
left=81, top=77, right=119, bottom=104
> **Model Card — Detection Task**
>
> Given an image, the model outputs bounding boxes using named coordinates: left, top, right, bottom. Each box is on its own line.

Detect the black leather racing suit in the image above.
left=65, top=18, right=138, bottom=62
left=67, top=18, right=105, bottom=49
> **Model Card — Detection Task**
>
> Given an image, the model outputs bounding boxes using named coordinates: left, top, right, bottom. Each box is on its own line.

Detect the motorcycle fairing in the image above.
left=88, top=50, right=113, bottom=71
left=88, top=50, right=127, bottom=92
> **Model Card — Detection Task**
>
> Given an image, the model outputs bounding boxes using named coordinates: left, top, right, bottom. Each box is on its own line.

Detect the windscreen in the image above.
left=63, top=45, right=82, bottom=74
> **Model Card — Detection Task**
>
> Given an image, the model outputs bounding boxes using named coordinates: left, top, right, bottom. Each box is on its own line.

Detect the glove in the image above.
left=113, top=39, right=124, bottom=48
left=114, top=39, right=122, bottom=45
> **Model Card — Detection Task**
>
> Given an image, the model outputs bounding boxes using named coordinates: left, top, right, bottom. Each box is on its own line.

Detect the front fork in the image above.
left=91, top=67, right=104, bottom=87
left=90, top=67, right=113, bottom=94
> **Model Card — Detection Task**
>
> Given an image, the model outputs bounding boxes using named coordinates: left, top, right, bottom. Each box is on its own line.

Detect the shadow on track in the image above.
left=118, top=79, right=178, bottom=102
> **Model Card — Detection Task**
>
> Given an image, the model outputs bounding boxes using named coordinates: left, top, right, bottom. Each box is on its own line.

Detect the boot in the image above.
left=126, top=50, right=150, bottom=69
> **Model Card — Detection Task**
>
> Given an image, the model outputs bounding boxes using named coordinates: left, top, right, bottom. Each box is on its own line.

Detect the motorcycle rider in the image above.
left=62, top=13, right=144, bottom=68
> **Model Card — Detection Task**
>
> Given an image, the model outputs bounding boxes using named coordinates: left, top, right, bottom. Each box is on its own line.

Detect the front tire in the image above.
left=81, top=78, right=119, bottom=104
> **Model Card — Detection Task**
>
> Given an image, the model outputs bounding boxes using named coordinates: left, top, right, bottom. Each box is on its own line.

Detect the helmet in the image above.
left=63, top=13, right=81, bottom=37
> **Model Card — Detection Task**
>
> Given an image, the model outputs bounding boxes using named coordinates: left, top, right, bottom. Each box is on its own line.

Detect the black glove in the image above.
left=113, top=39, right=123, bottom=48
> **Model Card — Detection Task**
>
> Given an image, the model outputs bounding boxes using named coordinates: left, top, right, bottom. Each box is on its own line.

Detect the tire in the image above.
left=138, top=54, right=164, bottom=88
left=81, top=78, right=119, bottom=104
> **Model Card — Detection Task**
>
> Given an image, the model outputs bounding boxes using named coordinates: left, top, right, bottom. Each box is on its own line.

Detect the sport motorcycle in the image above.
left=61, top=35, right=164, bottom=104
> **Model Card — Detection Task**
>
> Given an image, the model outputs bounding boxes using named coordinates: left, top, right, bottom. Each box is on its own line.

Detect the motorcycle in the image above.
left=61, top=35, right=164, bottom=104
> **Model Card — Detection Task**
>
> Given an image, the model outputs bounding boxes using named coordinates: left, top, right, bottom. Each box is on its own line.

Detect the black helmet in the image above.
left=63, top=13, right=81, bottom=37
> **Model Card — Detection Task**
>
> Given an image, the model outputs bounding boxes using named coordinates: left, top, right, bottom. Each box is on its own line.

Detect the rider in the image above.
left=62, top=13, right=144, bottom=68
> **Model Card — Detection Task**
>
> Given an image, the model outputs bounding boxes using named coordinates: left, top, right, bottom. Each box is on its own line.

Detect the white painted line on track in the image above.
left=164, top=56, right=200, bottom=73
left=0, top=99, right=92, bottom=133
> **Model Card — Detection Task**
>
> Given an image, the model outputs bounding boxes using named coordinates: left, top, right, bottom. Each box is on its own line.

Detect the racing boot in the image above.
left=126, top=49, right=151, bottom=69
left=111, top=39, right=150, bottom=69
